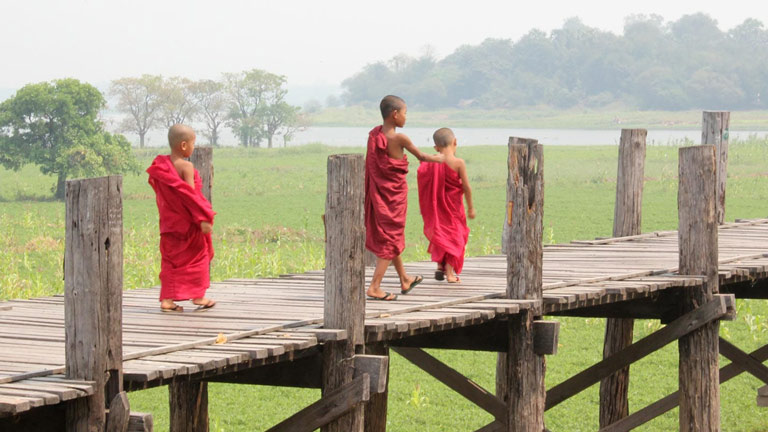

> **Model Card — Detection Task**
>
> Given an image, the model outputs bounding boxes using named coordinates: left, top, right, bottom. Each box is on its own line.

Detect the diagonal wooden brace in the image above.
left=392, top=347, right=506, bottom=421
left=266, top=373, right=370, bottom=432
left=599, top=341, right=768, bottom=431
left=546, top=294, right=732, bottom=410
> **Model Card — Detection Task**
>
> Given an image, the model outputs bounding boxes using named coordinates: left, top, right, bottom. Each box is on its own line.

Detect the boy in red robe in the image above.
left=365, top=95, right=444, bottom=301
left=147, top=124, right=216, bottom=312
left=417, top=128, right=475, bottom=283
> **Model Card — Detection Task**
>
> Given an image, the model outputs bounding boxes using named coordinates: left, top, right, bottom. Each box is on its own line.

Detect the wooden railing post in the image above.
left=170, top=147, right=213, bottom=432
left=323, top=154, right=366, bottom=432
left=678, top=145, right=720, bottom=431
left=65, top=175, right=124, bottom=431
left=600, top=128, right=646, bottom=427
left=701, top=111, right=730, bottom=224
left=364, top=342, right=389, bottom=432
left=496, top=138, right=545, bottom=431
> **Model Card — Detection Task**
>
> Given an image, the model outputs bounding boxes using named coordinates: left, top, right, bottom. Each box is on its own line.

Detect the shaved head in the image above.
left=168, top=124, right=195, bottom=148
left=379, top=95, right=405, bottom=119
left=432, top=127, right=455, bottom=148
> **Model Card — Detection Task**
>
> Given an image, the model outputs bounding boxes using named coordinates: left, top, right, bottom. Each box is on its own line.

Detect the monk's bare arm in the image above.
left=200, top=221, right=212, bottom=234
left=458, top=159, right=476, bottom=219
left=400, top=134, right=444, bottom=163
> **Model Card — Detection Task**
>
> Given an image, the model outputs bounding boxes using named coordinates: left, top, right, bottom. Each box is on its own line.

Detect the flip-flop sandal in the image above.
left=434, top=270, right=445, bottom=281
left=447, top=276, right=461, bottom=284
left=367, top=292, right=397, bottom=301
left=161, top=304, right=184, bottom=313
left=401, top=275, right=423, bottom=294
left=194, top=300, right=217, bottom=311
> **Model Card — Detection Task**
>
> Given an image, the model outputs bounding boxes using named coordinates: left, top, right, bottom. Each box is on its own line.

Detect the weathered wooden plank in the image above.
left=105, top=391, right=130, bottom=432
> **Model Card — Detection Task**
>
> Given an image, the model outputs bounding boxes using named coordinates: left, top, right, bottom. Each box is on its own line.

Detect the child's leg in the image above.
left=393, top=255, right=422, bottom=292
left=366, top=257, right=393, bottom=298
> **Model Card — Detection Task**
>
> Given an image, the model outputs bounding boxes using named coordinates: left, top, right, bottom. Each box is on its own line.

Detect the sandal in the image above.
left=401, top=275, right=423, bottom=295
left=193, top=299, right=217, bottom=311
left=447, top=276, right=461, bottom=284
left=161, top=304, right=184, bottom=313
left=367, top=292, right=397, bottom=301
left=435, top=269, right=445, bottom=281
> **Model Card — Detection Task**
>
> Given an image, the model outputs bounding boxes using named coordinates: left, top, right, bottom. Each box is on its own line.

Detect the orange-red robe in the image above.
left=147, top=155, right=215, bottom=301
left=417, top=161, right=470, bottom=274
left=365, top=126, right=409, bottom=260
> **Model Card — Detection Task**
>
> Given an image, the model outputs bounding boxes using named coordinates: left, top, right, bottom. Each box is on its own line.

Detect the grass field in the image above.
left=1, top=137, right=768, bottom=430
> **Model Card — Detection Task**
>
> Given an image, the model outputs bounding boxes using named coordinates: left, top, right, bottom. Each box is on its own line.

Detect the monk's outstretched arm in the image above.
left=401, top=135, right=444, bottom=163
left=458, top=160, right=476, bottom=219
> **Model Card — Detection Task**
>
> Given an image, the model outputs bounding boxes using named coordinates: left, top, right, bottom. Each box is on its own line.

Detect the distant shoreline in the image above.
left=308, top=107, right=768, bottom=130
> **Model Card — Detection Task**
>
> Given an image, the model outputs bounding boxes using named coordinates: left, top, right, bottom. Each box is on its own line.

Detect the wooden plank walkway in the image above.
left=2, top=218, right=768, bottom=417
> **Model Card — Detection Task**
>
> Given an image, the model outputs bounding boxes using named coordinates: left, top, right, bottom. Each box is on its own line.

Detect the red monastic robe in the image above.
left=365, top=126, right=409, bottom=260
left=417, top=161, right=470, bottom=274
left=147, top=155, right=215, bottom=301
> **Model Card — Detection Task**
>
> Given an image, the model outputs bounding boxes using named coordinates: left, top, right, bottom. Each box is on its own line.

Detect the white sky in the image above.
left=0, top=0, right=765, bottom=92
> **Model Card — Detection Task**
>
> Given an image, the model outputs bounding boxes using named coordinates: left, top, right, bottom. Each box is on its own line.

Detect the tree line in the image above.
left=341, top=14, right=768, bottom=110
left=110, top=69, right=305, bottom=148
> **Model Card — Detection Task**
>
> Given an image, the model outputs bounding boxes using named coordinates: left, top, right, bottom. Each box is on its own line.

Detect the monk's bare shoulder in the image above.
left=172, top=159, right=195, bottom=186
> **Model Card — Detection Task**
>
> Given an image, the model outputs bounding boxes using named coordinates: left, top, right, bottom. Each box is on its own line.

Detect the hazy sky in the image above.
left=0, top=0, right=765, bottom=94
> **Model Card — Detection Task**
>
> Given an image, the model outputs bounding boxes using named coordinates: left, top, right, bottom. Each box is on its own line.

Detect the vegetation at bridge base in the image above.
left=1, top=140, right=767, bottom=430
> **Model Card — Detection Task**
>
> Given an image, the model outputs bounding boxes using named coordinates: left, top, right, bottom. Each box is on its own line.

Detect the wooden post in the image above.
left=364, top=343, right=389, bottom=432
left=169, top=380, right=208, bottom=432
left=322, top=154, right=366, bottom=432
left=600, top=128, right=646, bottom=427
left=169, top=147, right=213, bottom=432
left=678, top=145, right=720, bottom=431
left=65, top=175, right=124, bottom=431
left=189, top=146, right=213, bottom=203
left=496, top=138, right=545, bottom=431
left=701, top=111, right=730, bottom=224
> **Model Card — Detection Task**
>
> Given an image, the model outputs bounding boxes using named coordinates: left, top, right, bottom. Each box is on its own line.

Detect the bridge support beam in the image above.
left=601, top=128, right=646, bottom=428
left=677, top=145, right=720, bottom=431
left=322, top=154, right=367, bottom=432
left=64, top=175, right=126, bottom=431
left=495, top=137, right=546, bottom=431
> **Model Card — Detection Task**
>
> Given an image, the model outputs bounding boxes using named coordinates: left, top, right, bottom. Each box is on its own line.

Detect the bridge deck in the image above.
left=2, top=218, right=767, bottom=416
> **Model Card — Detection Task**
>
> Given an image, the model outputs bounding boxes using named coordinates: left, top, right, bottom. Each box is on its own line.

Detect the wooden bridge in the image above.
left=1, top=111, right=767, bottom=431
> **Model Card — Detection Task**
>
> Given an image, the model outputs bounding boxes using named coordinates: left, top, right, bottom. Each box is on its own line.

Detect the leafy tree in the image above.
left=224, top=70, right=299, bottom=147
left=110, top=75, right=163, bottom=148
left=191, top=79, right=227, bottom=146
left=158, top=76, right=198, bottom=127
left=0, top=79, right=139, bottom=199
left=263, top=102, right=299, bottom=148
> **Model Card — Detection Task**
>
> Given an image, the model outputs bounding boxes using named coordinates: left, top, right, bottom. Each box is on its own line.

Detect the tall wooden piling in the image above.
left=169, top=147, right=213, bottom=432
left=323, top=154, right=366, bottom=432
left=496, top=138, right=545, bottom=430
left=678, top=145, right=720, bottom=431
left=600, top=128, right=646, bottom=427
left=189, top=147, right=213, bottom=203
left=701, top=111, right=730, bottom=224
left=65, top=175, right=124, bottom=431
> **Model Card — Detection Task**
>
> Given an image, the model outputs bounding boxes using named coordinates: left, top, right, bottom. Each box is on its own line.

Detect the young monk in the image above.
left=417, top=128, right=475, bottom=283
left=365, top=95, right=444, bottom=301
left=147, top=124, right=216, bottom=312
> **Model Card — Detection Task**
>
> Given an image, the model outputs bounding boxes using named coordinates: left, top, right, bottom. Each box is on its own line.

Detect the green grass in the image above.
left=310, top=106, right=768, bottom=130
left=2, top=137, right=768, bottom=430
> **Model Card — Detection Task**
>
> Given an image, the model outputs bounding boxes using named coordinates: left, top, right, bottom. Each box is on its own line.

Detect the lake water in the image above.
left=112, top=122, right=767, bottom=148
